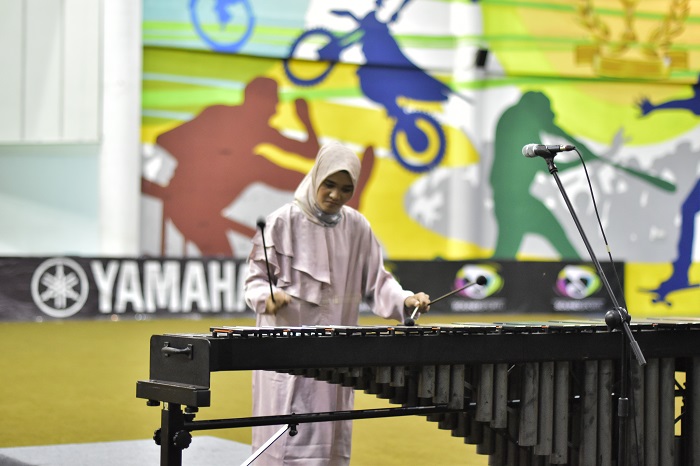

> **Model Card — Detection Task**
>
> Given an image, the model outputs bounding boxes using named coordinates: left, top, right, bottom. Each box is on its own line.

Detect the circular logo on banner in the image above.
left=31, top=258, right=89, bottom=318
left=454, top=264, right=503, bottom=299
left=555, top=265, right=602, bottom=299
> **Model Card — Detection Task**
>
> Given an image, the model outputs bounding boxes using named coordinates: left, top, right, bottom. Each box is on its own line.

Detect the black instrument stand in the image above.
left=151, top=401, right=451, bottom=466
left=541, top=155, right=646, bottom=466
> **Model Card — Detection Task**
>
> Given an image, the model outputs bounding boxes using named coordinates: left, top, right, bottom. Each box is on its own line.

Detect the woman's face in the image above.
left=316, top=171, right=354, bottom=215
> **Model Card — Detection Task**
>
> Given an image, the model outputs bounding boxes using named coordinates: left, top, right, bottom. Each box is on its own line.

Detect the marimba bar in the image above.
left=136, top=319, right=700, bottom=466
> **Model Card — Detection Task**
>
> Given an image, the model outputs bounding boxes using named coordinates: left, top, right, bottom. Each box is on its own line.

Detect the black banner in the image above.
left=0, top=257, right=624, bottom=321
left=387, top=260, right=624, bottom=316
left=0, top=257, right=249, bottom=321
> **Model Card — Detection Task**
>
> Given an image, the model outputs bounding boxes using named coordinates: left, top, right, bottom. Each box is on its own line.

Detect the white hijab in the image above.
left=294, top=142, right=361, bottom=226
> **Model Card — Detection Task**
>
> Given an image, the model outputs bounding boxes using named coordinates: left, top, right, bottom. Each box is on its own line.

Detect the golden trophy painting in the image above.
left=575, top=0, right=690, bottom=78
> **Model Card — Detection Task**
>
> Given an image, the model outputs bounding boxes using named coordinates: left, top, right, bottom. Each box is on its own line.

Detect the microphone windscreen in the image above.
left=475, top=275, right=487, bottom=286
left=256, top=217, right=266, bottom=230
left=522, top=144, right=537, bottom=158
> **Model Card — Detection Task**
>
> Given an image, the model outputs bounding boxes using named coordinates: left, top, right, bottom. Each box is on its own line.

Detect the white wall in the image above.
left=0, top=0, right=142, bottom=256
left=99, top=0, right=142, bottom=256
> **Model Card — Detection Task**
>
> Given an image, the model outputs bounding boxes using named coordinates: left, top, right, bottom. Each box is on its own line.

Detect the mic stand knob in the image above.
left=604, top=307, right=630, bottom=332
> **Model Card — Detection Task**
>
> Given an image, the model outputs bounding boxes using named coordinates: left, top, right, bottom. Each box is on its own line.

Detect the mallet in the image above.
left=256, top=218, right=275, bottom=303
left=404, top=275, right=487, bottom=326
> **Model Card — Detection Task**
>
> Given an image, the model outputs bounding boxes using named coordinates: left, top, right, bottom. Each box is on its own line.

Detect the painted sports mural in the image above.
left=140, top=0, right=700, bottom=316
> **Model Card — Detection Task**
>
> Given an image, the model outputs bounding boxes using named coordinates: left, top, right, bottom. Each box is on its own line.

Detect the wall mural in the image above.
left=141, top=0, right=700, bottom=315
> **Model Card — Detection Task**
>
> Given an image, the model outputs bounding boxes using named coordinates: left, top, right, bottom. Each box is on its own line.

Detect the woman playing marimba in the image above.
left=244, top=142, right=430, bottom=465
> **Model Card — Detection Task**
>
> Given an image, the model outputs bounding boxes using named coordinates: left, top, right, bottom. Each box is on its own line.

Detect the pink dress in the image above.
left=244, top=202, right=411, bottom=465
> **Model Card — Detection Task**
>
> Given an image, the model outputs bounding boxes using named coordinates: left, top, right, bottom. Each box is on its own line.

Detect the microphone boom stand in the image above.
left=541, top=156, right=646, bottom=466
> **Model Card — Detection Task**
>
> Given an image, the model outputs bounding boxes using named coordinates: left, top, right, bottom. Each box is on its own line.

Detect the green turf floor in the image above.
left=0, top=315, right=562, bottom=465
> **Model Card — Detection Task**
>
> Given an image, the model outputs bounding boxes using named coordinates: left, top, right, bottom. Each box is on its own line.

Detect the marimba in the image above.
left=136, top=319, right=700, bottom=466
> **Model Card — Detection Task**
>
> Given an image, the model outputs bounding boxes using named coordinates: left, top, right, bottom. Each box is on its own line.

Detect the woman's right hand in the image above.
left=265, top=291, right=292, bottom=314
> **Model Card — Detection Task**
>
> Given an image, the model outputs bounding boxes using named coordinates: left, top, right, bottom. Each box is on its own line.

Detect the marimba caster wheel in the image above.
left=153, top=428, right=162, bottom=446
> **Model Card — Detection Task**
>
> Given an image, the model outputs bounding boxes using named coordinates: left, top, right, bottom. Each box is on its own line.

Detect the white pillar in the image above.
left=99, top=0, right=142, bottom=256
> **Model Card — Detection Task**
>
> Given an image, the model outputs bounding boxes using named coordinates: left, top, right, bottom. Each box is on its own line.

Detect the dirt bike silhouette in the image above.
left=189, top=0, right=255, bottom=53
left=284, top=4, right=464, bottom=173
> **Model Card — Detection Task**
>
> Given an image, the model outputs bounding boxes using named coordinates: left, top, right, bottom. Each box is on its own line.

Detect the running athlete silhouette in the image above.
left=644, top=177, right=700, bottom=304
left=638, top=77, right=700, bottom=303
left=638, top=75, right=700, bottom=116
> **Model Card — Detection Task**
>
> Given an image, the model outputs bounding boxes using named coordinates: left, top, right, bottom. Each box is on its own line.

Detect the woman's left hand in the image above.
left=404, top=292, right=430, bottom=313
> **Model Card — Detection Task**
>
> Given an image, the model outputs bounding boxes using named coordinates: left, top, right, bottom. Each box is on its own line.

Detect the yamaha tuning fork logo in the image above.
left=27, top=257, right=249, bottom=320
left=30, top=257, right=90, bottom=318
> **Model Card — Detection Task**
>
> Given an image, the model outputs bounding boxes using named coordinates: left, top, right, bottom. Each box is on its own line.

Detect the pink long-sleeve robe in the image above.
left=244, top=202, right=412, bottom=465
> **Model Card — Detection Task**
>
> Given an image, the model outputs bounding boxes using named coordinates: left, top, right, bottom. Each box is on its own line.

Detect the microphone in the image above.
left=404, top=275, right=488, bottom=326
left=256, top=217, right=275, bottom=304
left=522, top=144, right=575, bottom=158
